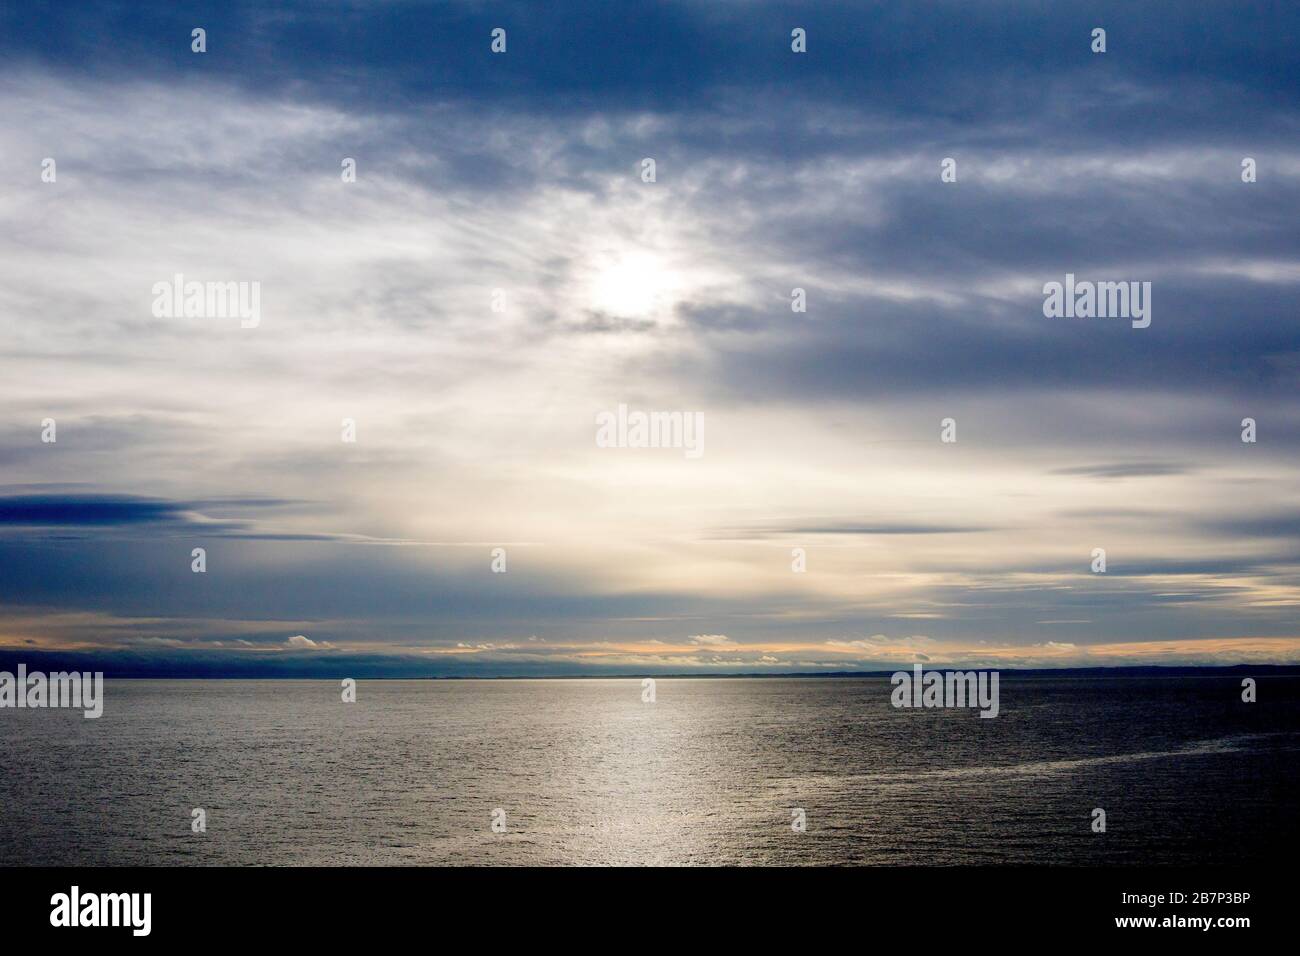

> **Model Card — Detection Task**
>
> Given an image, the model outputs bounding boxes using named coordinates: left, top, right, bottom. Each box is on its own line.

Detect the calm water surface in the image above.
left=2, top=676, right=1297, bottom=865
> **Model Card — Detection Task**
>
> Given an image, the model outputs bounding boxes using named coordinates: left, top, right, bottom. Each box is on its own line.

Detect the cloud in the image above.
left=1050, top=462, right=1195, bottom=480
left=0, top=494, right=186, bottom=526
left=688, top=634, right=734, bottom=647
left=711, top=520, right=998, bottom=539
left=284, top=635, right=334, bottom=650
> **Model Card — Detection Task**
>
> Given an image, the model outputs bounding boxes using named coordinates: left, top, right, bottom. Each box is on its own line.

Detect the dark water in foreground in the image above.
left=1, top=676, right=1297, bottom=865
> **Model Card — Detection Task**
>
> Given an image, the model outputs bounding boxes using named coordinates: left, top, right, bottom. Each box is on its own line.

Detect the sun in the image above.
left=588, top=252, right=668, bottom=319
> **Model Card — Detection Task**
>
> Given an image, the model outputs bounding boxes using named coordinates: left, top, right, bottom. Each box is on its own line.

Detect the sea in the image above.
left=1, top=675, right=1297, bottom=865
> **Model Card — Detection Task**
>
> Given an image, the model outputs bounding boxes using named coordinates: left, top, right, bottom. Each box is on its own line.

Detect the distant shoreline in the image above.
left=5, top=664, right=1296, bottom=680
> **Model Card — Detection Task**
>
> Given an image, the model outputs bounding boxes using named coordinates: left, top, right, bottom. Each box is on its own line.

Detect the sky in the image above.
left=1, top=1, right=1298, bottom=676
